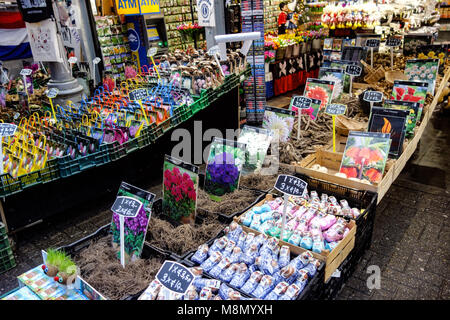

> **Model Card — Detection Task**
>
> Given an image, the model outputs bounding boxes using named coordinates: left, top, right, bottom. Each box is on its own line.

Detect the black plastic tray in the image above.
left=58, top=224, right=173, bottom=300
left=145, top=199, right=227, bottom=261
left=183, top=235, right=325, bottom=301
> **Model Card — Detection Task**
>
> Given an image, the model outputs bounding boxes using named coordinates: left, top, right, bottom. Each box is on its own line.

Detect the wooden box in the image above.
left=233, top=194, right=357, bottom=282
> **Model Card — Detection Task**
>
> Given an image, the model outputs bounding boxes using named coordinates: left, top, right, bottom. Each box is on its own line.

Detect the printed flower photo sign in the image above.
left=263, top=106, right=296, bottom=143
left=368, top=107, right=409, bottom=158
left=111, top=182, right=155, bottom=264
left=162, top=155, right=199, bottom=224
left=384, top=100, right=420, bottom=139
left=391, top=80, right=429, bottom=121
left=237, top=126, right=273, bottom=175
left=319, top=68, right=345, bottom=101
left=339, top=131, right=391, bottom=184
left=303, top=78, right=335, bottom=119
left=404, top=59, right=439, bottom=94
left=204, top=137, right=246, bottom=196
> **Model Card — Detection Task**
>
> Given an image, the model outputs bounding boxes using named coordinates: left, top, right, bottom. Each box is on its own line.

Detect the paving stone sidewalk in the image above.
left=1, top=112, right=449, bottom=300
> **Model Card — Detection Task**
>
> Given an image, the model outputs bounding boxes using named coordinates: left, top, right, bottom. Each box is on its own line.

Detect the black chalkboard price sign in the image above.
left=345, top=65, right=362, bottom=77
left=363, top=91, right=383, bottom=103
left=156, top=261, right=195, bottom=295
left=386, top=37, right=401, bottom=47
left=274, top=174, right=307, bottom=197
left=129, top=88, right=149, bottom=101
left=325, top=104, right=347, bottom=116
left=290, top=96, right=312, bottom=110
left=365, top=39, right=380, bottom=48
left=111, top=196, right=143, bottom=218
left=0, top=123, right=17, bottom=137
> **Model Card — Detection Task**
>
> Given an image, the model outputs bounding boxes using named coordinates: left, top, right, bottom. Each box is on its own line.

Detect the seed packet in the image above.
left=323, top=38, right=333, bottom=50
left=404, top=59, right=439, bottom=94
left=237, top=126, right=273, bottom=175
left=303, top=78, right=335, bottom=111
left=110, top=182, right=156, bottom=265
left=330, top=52, right=342, bottom=61
left=318, top=68, right=345, bottom=101
left=339, top=131, right=391, bottom=184
left=332, top=39, right=342, bottom=52
left=162, top=155, right=199, bottom=224
left=342, top=38, right=356, bottom=47
left=391, top=80, right=429, bottom=121
left=368, top=107, right=409, bottom=158
left=383, top=99, right=420, bottom=138
left=204, top=137, right=246, bottom=196
left=263, top=106, right=296, bottom=143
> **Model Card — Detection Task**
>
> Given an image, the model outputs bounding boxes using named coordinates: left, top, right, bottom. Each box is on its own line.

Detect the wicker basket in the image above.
left=385, top=70, right=408, bottom=85
left=364, top=66, right=385, bottom=83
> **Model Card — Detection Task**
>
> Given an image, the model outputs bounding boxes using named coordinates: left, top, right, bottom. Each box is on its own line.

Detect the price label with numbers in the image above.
left=290, top=96, right=312, bottom=110
left=274, top=174, right=307, bottom=197
left=129, top=88, right=149, bottom=101
left=345, top=65, right=362, bottom=77
left=0, top=123, right=17, bottom=137
left=365, top=39, right=380, bottom=48
left=325, top=104, right=347, bottom=116
left=155, top=261, right=195, bottom=295
left=111, top=196, right=143, bottom=218
left=46, top=88, right=59, bottom=99
left=147, top=47, right=158, bottom=57
left=20, top=69, right=32, bottom=76
left=386, top=37, right=402, bottom=47
left=363, top=90, right=383, bottom=103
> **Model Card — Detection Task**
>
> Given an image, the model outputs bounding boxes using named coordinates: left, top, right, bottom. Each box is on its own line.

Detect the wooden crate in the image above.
left=233, top=194, right=357, bottom=282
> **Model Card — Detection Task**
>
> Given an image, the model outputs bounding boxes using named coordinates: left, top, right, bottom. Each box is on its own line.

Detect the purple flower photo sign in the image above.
left=204, top=137, right=246, bottom=197
left=111, top=182, right=155, bottom=267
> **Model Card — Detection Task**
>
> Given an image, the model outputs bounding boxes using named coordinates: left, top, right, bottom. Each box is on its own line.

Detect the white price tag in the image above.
left=68, top=57, right=78, bottom=64
left=93, top=57, right=101, bottom=64
left=331, top=269, right=341, bottom=278
left=147, top=47, right=158, bottom=57
left=20, top=69, right=32, bottom=76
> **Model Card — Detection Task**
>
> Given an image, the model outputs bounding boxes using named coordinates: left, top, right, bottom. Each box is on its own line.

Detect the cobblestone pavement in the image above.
left=1, top=112, right=449, bottom=300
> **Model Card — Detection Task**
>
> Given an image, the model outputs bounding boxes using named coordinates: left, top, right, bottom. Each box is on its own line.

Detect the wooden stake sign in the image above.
left=155, top=261, right=195, bottom=296
left=274, top=174, right=308, bottom=240
left=68, top=56, right=78, bottom=77
left=147, top=47, right=160, bottom=79
left=111, top=196, right=143, bottom=267
left=365, top=39, right=380, bottom=69
left=0, top=123, right=17, bottom=174
left=385, top=37, right=402, bottom=70
left=129, top=88, right=150, bottom=125
left=20, top=68, right=32, bottom=107
left=46, top=88, right=59, bottom=122
left=345, top=65, right=362, bottom=97
left=290, top=96, right=312, bottom=140
left=325, top=104, right=347, bottom=153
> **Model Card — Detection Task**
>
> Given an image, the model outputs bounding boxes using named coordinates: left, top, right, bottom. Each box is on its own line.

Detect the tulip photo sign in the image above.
left=274, top=174, right=308, bottom=240
left=111, top=182, right=155, bottom=267
left=162, top=155, right=199, bottom=225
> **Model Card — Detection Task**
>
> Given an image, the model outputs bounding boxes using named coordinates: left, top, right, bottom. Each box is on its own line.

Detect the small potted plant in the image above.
left=41, top=249, right=65, bottom=277
left=54, top=256, right=77, bottom=285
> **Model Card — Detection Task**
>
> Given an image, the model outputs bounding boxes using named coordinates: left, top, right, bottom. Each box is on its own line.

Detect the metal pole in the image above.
left=205, top=0, right=226, bottom=50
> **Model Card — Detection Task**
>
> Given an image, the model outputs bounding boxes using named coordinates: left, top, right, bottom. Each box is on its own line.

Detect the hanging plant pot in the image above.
left=300, top=42, right=307, bottom=54
left=306, top=40, right=312, bottom=53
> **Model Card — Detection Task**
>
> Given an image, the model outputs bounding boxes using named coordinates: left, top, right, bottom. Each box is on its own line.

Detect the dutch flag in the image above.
left=0, top=11, right=32, bottom=61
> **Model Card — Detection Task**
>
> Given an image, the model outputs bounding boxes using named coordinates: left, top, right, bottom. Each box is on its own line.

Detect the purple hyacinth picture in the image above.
left=111, top=182, right=155, bottom=265
left=204, top=137, right=246, bottom=196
